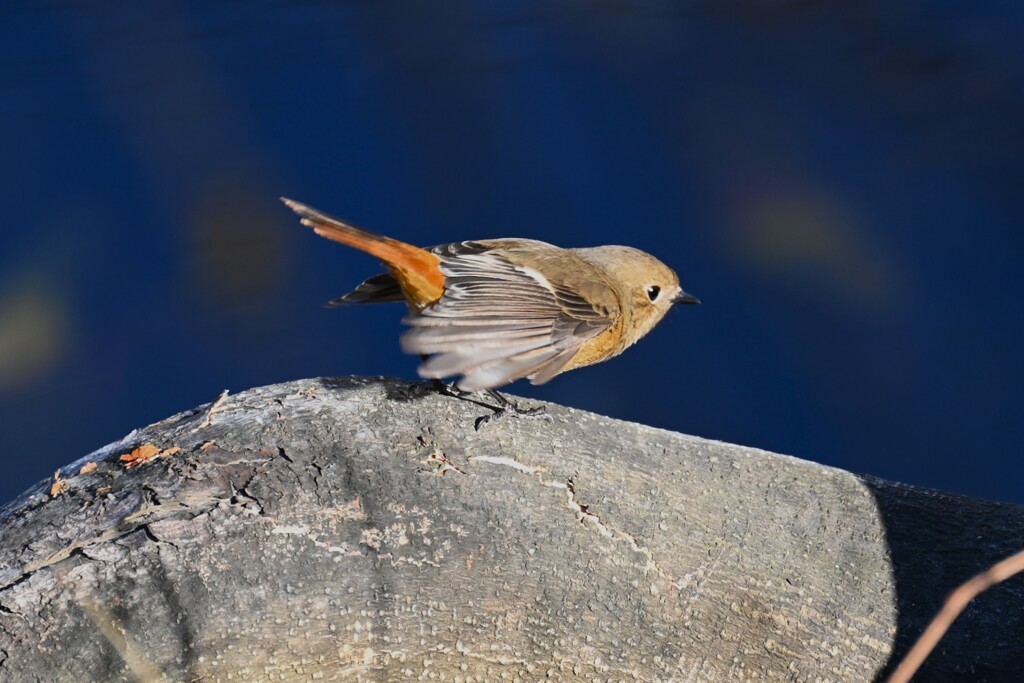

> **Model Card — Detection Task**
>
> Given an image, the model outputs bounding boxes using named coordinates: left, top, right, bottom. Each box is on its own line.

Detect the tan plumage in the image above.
left=282, top=198, right=698, bottom=391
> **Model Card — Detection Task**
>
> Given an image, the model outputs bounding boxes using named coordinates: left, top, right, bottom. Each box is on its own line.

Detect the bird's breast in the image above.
left=562, top=317, right=628, bottom=371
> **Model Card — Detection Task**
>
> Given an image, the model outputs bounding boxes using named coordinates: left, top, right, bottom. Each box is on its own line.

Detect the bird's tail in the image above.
left=281, top=197, right=445, bottom=308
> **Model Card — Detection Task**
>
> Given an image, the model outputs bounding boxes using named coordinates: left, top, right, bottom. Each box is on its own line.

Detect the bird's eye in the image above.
left=646, top=285, right=661, bottom=302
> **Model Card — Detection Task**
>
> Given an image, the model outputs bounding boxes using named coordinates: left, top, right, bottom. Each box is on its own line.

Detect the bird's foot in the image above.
left=427, top=381, right=551, bottom=430
left=473, top=389, right=552, bottom=431
left=428, top=379, right=475, bottom=401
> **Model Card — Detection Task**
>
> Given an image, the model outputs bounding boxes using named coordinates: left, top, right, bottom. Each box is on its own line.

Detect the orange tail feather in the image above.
left=281, top=197, right=445, bottom=309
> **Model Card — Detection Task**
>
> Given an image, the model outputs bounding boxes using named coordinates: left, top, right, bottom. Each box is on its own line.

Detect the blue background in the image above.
left=1, top=1, right=1022, bottom=505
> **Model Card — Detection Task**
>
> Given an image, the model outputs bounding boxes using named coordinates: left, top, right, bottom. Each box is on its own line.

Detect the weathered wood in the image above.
left=0, top=377, right=1021, bottom=681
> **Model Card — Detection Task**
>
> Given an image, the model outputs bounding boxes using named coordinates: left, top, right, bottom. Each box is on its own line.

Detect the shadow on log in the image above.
left=0, top=377, right=1022, bottom=681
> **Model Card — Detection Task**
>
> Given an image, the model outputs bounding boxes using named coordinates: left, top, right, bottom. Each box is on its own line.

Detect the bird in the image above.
left=282, top=197, right=699, bottom=420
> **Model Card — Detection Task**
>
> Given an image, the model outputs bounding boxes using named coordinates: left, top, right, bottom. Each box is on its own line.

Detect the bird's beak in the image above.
left=673, top=290, right=700, bottom=305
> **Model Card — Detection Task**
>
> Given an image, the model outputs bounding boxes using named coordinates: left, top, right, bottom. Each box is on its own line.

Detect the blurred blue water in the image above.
left=1, top=1, right=1022, bottom=503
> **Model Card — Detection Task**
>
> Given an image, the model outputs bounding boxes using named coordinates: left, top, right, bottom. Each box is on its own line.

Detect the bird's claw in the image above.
left=474, top=403, right=551, bottom=430
left=473, top=390, right=552, bottom=431
left=427, top=381, right=550, bottom=430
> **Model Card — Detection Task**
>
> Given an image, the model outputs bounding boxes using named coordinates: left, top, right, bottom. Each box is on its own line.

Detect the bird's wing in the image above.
left=324, top=242, right=521, bottom=307
left=327, top=273, right=405, bottom=307
left=401, top=241, right=614, bottom=391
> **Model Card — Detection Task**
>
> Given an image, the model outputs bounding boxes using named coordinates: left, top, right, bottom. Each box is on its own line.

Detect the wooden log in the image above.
left=0, top=377, right=1021, bottom=681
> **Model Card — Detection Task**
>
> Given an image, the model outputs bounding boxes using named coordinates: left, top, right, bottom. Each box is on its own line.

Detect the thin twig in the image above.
left=887, top=547, right=1024, bottom=683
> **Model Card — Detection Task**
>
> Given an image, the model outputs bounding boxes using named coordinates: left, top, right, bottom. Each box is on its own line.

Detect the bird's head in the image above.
left=581, top=246, right=699, bottom=345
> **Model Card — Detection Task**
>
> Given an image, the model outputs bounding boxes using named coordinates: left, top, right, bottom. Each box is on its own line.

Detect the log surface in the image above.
left=0, top=377, right=1022, bottom=681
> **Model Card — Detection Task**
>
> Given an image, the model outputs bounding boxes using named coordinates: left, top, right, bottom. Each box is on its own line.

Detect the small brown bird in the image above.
left=282, top=197, right=698, bottom=395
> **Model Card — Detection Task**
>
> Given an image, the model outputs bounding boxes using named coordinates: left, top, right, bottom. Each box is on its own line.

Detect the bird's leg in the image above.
left=419, top=356, right=550, bottom=429
left=431, top=379, right=479, bottom=402
left=420, top=356, right=475, bottom=399
left=473, top=389, right=551, bottom=431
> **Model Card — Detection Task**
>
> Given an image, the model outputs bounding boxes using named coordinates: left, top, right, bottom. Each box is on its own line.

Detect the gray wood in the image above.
left=0, top=377, right=1021, bottom=681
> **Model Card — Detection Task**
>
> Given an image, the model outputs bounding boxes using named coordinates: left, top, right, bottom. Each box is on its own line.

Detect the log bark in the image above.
left=0, top=377, right=1021, bottom=682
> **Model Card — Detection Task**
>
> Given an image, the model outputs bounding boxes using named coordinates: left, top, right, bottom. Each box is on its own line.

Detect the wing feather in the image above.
left=458, top=347, right=567, bottom=392
left=327, top=273, right=404, bottom=307
left=419, top=339, right=554, bottom=378
left=401, top=243, right=615, bottom=390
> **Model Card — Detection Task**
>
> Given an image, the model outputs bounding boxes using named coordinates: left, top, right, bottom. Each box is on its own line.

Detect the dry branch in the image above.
left=0, top=377, right=1022, bottom=681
